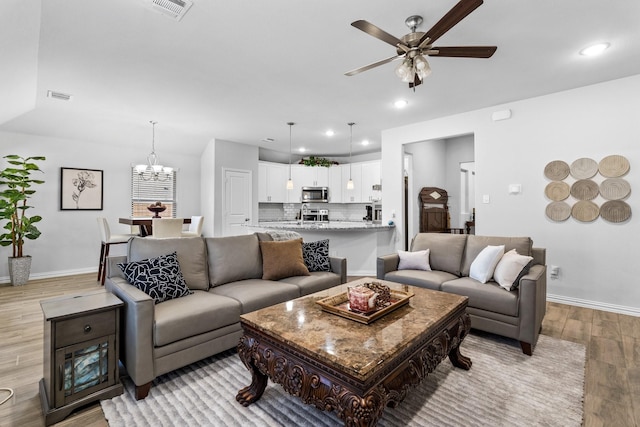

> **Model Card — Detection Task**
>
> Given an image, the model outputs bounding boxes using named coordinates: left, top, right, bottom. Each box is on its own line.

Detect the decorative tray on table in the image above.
left=316, top=282, right=414, bottom=324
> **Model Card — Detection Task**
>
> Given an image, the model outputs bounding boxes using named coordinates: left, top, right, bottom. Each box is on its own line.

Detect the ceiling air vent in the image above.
left=149, top=0, right=193, bottom=21
left=47, top=90, right=73, bottom=101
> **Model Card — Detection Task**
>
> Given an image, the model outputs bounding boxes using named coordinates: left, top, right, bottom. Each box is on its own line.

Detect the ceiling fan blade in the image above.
left=420, top=0, right=484, bottom=46
left=428, top=46, right=497, bottom=58
left=345, top=55, right=404, bottom=76
left=351, top=20, right=405, bottom=48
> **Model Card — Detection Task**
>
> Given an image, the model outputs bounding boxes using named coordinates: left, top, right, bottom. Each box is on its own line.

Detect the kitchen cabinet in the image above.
left=291, top=165, right=329, bottom=188
left=361, top=160, right=382, bottom=202
left=258, top=162, right=288, bottom=203
left=328, top=165, right=342, bottom=203
left=342, top=162, right=363, bottom=203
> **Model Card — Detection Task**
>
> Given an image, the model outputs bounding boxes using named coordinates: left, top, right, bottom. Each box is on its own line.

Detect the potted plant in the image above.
left=0, top=155, right=45, bottom=285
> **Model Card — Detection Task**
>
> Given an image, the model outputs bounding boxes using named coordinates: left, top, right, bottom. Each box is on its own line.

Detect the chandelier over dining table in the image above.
left=135, top=120, right=173, bottom=181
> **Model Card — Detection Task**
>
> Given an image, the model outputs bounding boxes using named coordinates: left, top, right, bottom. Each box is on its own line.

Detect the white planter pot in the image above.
left=8, top=256, right=32, bottom=286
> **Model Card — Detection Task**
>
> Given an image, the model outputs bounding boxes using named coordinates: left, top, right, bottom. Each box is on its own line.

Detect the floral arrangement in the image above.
left=299, top=156, right=338, bottom=167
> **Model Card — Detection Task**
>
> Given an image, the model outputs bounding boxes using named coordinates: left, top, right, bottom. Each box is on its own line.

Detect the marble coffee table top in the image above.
left=240, top=278, right=468, bottom=382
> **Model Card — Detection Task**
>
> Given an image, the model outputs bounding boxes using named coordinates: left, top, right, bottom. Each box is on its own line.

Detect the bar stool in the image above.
left=97, top=217, right=136, bottom=286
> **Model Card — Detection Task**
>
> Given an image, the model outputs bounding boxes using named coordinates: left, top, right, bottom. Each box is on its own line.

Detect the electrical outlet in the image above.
left=549, top=265, right=560, bottom=279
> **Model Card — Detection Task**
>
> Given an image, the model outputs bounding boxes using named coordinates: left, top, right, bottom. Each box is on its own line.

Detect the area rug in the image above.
left=101, top=332, right=585, bottom=426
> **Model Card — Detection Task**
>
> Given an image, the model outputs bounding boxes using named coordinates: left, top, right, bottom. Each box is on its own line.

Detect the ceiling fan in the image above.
left=345, top=0, right=497, bottom=89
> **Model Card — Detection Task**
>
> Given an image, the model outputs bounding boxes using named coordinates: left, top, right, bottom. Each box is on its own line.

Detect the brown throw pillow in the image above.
left=259, top=238, right=310, bottom=280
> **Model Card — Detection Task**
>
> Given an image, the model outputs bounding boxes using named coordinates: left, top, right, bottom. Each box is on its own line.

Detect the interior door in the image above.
left=222, top=168, right=252, bottom=236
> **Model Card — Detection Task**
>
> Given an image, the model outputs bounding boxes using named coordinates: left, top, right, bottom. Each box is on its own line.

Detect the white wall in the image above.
left=382, top=74, right=640, bottom=315
left=202, top=139, right=259, bottom=236
left=0, top=131, right=201, bottom=282
left=444, top=135, right=474, bottom=229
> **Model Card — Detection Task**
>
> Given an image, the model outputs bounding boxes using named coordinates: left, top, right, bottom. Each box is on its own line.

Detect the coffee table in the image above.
left=236, top=278, right=471, bottom=426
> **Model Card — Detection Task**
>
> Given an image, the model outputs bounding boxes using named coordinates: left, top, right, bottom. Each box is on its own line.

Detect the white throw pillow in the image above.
left=493, top=249, right=534, bottom=291
left=469, top=245, right=505, bottom=283
left=398, top=249, right=431, bottom=271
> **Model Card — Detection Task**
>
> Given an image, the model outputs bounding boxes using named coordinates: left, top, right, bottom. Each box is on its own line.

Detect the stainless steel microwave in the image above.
left=301, top=187, right=329, bottom=203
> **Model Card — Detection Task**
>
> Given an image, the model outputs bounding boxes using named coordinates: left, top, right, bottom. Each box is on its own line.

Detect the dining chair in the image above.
left=181, top=215, right=204, bottom=237
left=151, top=218, right=184, bottom=238
left=97, top=217, right=136, bottom=286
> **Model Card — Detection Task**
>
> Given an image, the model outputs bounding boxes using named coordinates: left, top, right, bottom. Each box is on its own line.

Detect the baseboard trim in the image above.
left=547, top=293, right=640, bottom=317
left=0, top=267, right=97, bottom=285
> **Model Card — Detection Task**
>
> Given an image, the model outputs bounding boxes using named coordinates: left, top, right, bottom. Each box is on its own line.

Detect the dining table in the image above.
left=119, top=217, right=191, bottom=237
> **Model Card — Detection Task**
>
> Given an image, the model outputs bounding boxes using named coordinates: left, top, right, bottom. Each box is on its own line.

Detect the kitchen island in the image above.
left=251, top=221, right=396, bottom=276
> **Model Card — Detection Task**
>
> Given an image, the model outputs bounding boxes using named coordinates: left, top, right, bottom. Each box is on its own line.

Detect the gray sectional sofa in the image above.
left=105, top=232, right=346, bottom=399
left=377, top=233, right=546, bottom=355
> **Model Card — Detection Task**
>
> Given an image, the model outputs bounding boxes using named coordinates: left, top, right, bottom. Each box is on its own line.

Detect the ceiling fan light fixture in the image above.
left=414, top=55, right=431, bottom=80
left=395, top=59, right=413, bottom=81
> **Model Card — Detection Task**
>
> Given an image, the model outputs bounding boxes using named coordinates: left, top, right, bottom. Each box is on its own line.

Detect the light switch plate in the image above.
left=482, top=194, right=490, bottom=204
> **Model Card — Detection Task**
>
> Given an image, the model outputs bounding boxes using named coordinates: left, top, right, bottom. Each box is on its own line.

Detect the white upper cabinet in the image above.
left=361, top=160, right=382, bottom=202
left=342, top=162, right=363, bottom=203
left=292, top=165, right=329, bottom=188
left=258, top=162, right=288, bottom=203
left=328, top=165, right=342, bottom=203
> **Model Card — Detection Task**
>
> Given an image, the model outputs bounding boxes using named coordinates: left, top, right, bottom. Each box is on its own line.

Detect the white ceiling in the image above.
left=2, top=0, right=640, bottom=158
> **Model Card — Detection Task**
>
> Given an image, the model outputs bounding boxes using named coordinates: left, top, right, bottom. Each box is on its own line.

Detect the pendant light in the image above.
left=286, top=122, right=294, bottom=190
left=346, top=122, right=355, bottom=190
left=135, top=121, right=173, bottom=181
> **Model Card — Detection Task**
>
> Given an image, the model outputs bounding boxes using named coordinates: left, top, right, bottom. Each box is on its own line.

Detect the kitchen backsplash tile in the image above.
left=259, top=203, right=374, bottom=222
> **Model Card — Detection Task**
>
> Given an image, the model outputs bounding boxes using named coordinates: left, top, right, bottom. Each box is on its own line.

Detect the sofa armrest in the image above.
left=106, top=255, right=127, bottom=280
left=377, top=254, right=400, bottom=279
left=104, top=276, right=155, bottom=387
left=329, top=256, right=347, bottom=284
left=516, top=264, right=547, bottom=347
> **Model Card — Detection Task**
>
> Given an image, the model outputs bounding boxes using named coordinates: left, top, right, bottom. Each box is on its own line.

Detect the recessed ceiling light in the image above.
left=325, top=130, right=335, bottom=137
left=394, top=99, right=408, bottom=109
left=299, top=147, right=306, bottom=153
left=579, top=42, right=610, bottom=56
left=362, top=139, right=370, bottom=146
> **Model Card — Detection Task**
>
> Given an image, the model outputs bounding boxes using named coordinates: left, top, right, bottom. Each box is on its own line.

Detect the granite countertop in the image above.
left=253, top=220, right=395, bottom=231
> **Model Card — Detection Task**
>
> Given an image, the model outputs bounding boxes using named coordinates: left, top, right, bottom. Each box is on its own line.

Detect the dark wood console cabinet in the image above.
left=39, top=289, right=123, bottom=425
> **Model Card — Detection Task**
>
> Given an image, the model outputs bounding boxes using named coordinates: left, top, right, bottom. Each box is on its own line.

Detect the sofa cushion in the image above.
left=127, top=236, right=209, bottom=291
left=398, top=249, right=431, bottom=271
left=210, top=279, right=300, bottom=314
left=441, top=277, right=519, bottom=317
left=280, top=271, right=342, bottom=296
left=469, top=245, right=505, bottom=284
left=410, top=233, right=467, bottom=276
left=461, top=235, right=532, bottom=277
left=493, top=249, right=534, bottom=291
left=383, top=269, right=458, bottom=291
left=260, top=238, right=310, bottom=280
left=302, top=239, right=331, bottom=272
left=153, top=290, right=241, bottom=347
left=206, top=234, right=263, bottom=287
left=118, top=252, right=192, bottom=304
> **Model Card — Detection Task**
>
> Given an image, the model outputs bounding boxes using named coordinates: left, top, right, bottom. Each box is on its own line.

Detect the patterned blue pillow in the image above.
left=118, top=252, right=192, bottom=304
left=302, top=239, right=331, bottom=272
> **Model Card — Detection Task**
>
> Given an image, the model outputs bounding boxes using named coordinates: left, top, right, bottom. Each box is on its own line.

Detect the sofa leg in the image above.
left=135, top=382, right=152, bottom=400
left=519, top=341, right=533, bottom=356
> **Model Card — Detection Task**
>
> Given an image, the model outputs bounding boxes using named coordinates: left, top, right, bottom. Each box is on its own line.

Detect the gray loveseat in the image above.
left=377, top=233, right=546, bottom=355
left=105, top=232, right=346, bottom=399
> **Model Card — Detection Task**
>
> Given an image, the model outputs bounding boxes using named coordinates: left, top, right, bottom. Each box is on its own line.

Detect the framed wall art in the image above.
left=60, top=167, right=104, bottom=210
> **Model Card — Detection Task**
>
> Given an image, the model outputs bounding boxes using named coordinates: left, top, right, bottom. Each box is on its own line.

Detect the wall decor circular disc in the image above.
left=599, top=178, right=631, bottom=200
left=545, top=181, right=570, bottom=201
left=571, top=200, right=600, bottom=222
left=545, top=201, right=571, bottom=221
left=570, top=157, right=598, bottom=179
left=570, top=179, right=599, bottom=200
left=600, top=200, right=631, bottom=223
left=599, top=155, right=630, bottom=177
left=544, top=160, right=570, bottom=180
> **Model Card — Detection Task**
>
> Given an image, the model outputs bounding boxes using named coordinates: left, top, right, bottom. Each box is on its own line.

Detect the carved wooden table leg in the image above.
left=449, top=344, right=472, bottom=370
left=236, top=336, right=268, bottom=406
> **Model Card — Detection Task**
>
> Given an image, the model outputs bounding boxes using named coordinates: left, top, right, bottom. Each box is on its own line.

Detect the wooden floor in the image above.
left=0, top=273, right=638, bottom=426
